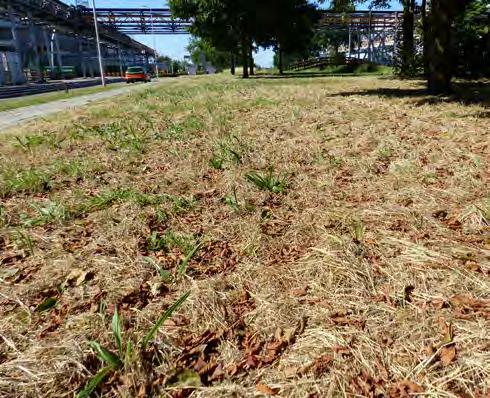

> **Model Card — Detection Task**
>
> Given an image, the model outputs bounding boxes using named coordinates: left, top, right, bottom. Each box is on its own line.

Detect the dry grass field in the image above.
left=0, top=74, right=488, bottom=398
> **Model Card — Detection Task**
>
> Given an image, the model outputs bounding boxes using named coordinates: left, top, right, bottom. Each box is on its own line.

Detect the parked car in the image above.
left=125, top=66, right=151, bottom=83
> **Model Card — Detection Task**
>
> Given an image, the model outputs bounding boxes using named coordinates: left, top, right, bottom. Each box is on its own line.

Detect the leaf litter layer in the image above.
left=0, top=74, right=488, bottom=397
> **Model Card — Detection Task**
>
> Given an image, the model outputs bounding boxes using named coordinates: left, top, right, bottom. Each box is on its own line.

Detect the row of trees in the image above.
left=156, top=56, right=189, bottom=74
left=170, top=0, right=489, bottom=94
left=169, top=0, right=318, bottom=78
left=186, top=38, right=230, bottom=71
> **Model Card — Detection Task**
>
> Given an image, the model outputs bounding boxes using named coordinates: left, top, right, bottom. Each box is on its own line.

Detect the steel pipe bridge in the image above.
left=89, top=8, right=191, bottom=35
left=86, top=8, right=402, bottom=36
left=318, top=11, right=405, bottom=65
left=87, top=8, right=402, bottom=65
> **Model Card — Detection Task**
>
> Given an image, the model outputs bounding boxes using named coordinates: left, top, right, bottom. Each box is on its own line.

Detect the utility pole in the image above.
left=150, top=7, right=159, bottom=79
left=91, top=0, right=105, bottom=86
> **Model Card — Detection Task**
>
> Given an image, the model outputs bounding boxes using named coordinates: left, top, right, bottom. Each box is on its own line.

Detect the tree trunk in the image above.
left=400, top=0, right=415, bottom=77
left=241, top=35, right=249, bottom=79
left=249, top=44, right=254, bottom=76
left=230, top=53, right=235, bottom=75
left=426, top=4, right=452, bottom=93
left=421, top=0, right=429, bottom=76
left=426, top=0, right=471, bottom=93
left=278, top=45, right=284, bottom=75
left=486, top=12, right=490, bottom=75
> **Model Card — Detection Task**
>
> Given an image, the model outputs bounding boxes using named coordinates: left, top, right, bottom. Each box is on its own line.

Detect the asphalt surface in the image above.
left=0, top=81, right=159, bottom=132
left=0, top=77, right=124, bottom=99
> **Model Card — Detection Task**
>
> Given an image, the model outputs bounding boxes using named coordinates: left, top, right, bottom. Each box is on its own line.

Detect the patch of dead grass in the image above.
left=0, top=74, right=488, bottom=397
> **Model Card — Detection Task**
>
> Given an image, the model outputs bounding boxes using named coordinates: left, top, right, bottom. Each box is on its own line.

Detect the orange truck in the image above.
left=125, top=66, right=152, bottom=83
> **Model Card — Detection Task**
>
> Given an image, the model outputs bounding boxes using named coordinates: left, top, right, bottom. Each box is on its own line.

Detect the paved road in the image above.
left=0, top=82, right=160, bottom=132
left=0, top=77, right=124, bottom=99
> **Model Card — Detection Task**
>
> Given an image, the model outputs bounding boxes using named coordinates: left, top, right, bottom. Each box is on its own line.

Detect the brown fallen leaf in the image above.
left=64, top=268, right=94, bottom=287
left=464, top=260, right=481, bottom=273
left=449, top=294, right=490, bottom=318
left=329, top=310, right=365, bottom=329
left=446, top=216, right=462, bottom=230
left=256, top=383, right=279, bottom=396
left=311, top=355, right=333, bottom=376
left=332, top=345, right=351, bottom=356
left=290, top=286, right=309, bottom=297
left=349, top=372, right=385, bottom=396
left=390, top=380, right=424, bottom=397
left=440, top=345, right=457, bottom=366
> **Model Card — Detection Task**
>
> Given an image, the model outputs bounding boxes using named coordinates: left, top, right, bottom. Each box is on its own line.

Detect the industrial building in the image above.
left=0, top=0, right=154, bottom=86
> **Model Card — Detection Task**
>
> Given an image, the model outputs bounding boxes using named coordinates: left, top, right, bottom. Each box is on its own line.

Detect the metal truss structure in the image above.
left=85, top=8, right=402, bottom=65
left=318, top=11, right=404, bottom=65
left=88, top=8, right=191, bottom=35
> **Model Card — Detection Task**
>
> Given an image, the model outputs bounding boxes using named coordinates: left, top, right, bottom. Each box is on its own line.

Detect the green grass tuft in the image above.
left=245, top=169, right=288, bottom=194
left=0, top=168, right=52, bottom=198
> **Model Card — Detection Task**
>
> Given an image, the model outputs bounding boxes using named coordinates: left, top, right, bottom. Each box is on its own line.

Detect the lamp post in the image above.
left=142, top=6, right=159, bottom=79
left=150, top=8, right=159, bottom=79
left=150, top=8, right=158, bottom=79
left=91, top=0, right=105, bottom=86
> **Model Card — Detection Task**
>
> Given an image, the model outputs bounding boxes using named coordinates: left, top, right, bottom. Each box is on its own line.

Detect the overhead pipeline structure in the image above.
left=87, top=8, right=403, bottom=65
left=317, top=10, right=404, bottom=66
left=88, top=7, right=191, bottom=35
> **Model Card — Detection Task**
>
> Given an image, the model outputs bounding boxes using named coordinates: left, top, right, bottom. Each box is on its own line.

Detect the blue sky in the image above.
left=65, top=0, right=401, bottom=67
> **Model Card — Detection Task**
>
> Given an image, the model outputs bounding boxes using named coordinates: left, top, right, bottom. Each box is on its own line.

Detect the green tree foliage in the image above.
left=170, top=0, right=318, bottom=77
left=187, top=37, right=230, bottom=70
left=171, top=0, right=486, bottom=91
left=425, top=0, right=474, bottom=93
left=312, top=0, right=356, bottom=59
left=259, top=0, right=319, bottom=74
left=156, top=55, right=188, bottom=74
left=454, top=0, right=490, bottom=78
left=169, top=0, right=252, bottom=77
left=371, top=0, right=487, bottom=93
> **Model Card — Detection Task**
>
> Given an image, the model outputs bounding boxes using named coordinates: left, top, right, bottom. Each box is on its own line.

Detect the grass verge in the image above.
left=0, top=73, right=488, bottom=398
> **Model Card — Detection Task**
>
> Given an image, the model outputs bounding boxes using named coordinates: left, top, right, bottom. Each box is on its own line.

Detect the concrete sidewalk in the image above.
left=0, top=82, right=159, bottom=132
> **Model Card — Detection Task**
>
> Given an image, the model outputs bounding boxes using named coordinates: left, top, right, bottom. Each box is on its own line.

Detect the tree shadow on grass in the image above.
left=328, top=81, right=490, bottom=108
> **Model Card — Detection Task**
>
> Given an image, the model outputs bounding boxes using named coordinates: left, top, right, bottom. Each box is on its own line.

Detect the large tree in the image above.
left=260, top=0, right=319, bottom=74
left=425, top=0, right=473, bottom=93
left=169, top=0, right=250, bottom=77
left=370, top=0, right=478, bottom=93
